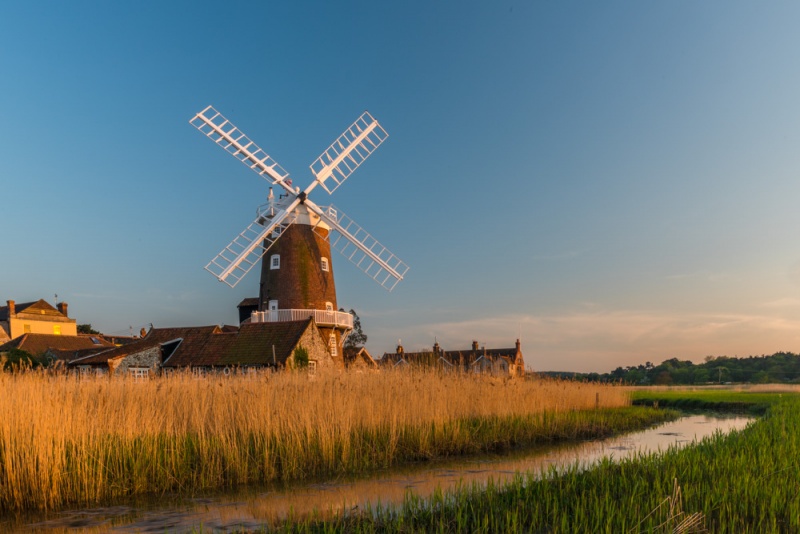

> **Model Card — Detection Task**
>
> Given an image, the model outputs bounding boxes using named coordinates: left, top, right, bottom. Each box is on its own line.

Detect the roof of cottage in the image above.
left=381, top=342, right=522, bottom=368
left=344, top=346, right=377, bottom=367
left=69, top=326, right=222, bottom=365
left=69, top=320, right=315, bottom=369
left=0, top=333, right=114, bottom=359
left=195, top=319, right=310, bottom=367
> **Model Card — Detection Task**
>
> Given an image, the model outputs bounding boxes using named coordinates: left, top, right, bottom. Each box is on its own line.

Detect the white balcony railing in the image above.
left=249, top=309, right=353, bottom=329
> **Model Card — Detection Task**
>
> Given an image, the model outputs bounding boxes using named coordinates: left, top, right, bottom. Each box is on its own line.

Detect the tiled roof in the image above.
left=0, top=333, right=114, bottom=358
left=69, top=320, right=314, bottom=369
left=163, top=319, right=311, bottom=367
left=70, top=326, right=222, bottom=365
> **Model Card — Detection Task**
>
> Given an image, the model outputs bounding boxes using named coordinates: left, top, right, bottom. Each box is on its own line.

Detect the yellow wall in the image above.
left=8, top=317, right=77, bottom=338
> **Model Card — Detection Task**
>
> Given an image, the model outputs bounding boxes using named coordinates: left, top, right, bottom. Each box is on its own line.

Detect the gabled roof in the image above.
left=70, top=326, right=222, bottom=365
left=0, top=333, right=114, bottom=359
left=206, top=318, right=313, bottom=366
left=0, top=299, right=64, bottom=321
left=68, top=320, right=316, bottom=369
left=344, top=346, right=377, bottom=368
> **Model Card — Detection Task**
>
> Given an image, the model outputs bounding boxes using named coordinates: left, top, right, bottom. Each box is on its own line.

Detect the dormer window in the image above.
left=270, top=254, right=280, bottom=270
left=321, top=257, right=329, bottom=272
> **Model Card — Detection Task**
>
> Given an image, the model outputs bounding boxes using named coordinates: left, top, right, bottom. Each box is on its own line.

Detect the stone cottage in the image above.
left=68, top=318, right=338, bottom=377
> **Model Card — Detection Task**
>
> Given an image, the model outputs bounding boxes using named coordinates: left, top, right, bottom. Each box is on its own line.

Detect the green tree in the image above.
left=2, top=348, right=39, bottom=370
left=342, top=308, right=367, bottom=349
left=77, top=324, right=100, bottom=335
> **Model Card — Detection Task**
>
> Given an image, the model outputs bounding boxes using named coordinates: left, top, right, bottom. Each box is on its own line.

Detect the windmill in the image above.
left=190, top=106, right=409, bottom=358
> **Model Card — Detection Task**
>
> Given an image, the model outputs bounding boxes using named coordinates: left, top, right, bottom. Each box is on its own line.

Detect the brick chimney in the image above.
left=472, top=340, right=479, bottom=351
left=6, top=300, right=15, bottom=316
left=396, top=343, right=404, bottom=355
left=57, top=302, right=68, bottom=317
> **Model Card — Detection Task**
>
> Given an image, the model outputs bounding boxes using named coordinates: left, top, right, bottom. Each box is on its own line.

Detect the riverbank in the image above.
left=286, top=390, right=797, bottom=532
left=0, top=370, right=665, bottom=514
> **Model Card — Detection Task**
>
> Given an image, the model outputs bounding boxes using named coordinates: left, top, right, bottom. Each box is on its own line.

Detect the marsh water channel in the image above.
left=6, top=413, right=752, bottom=533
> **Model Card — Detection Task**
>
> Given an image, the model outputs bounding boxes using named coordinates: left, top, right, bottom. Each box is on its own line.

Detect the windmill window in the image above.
left=270, top=254, right=280, bottom=270
left=269, top=300, right=278, bottom=311
left=329, top=333, right=338, bottom=356
left=325, top=302, right=333, bottom=312
left=321, top=257, right=329, bottom=272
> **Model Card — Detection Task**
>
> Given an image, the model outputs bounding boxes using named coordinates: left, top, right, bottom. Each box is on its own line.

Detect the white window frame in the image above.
left=321, top=257, right=329, bottom=272
left=270, top=254, right=280, bottom=270
left=325, top=301, right=333, bottom=312
left=129, top=367, right=149, bottom=381
left=269, top=300, right=278, bottom=311
left=329, top=333, right=338, bottom=356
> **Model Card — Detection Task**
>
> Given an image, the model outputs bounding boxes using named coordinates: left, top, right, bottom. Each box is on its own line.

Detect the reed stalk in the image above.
left=0, top=369, right=641, bottom=513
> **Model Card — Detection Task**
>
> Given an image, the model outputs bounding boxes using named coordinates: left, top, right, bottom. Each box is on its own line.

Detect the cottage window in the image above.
left=329, top=333, right=338, bottom=356
left=270, top=254, right=280, bottom=270
left=53, top=325, right=61, bottom=335
left=321, top=257, right=329, bottom=272
left=23, top=324, right=31, bottom=333
left=129, top=367, right=149, bottom=381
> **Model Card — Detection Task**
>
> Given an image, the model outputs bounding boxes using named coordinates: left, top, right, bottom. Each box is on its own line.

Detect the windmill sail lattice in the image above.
left=190, top=106, right=408, bottom=292
left=205, top=208, right=296, bottom=287
left=190, top=106, right=293, bottom=192
left=310, top=112, right=388, bottom=194
left=313, top=204, right=409, bottom=291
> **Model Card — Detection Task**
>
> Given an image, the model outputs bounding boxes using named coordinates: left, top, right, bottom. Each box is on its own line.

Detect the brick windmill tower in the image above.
left=190, top=106, right=409, bottom=358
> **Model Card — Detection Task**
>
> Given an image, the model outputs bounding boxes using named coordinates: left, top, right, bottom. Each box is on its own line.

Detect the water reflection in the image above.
left=6, top=414, right=751, bottom=533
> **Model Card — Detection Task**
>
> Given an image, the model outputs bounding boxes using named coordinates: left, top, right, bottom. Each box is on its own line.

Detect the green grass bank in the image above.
left=283, top=391, right=799, bottom=533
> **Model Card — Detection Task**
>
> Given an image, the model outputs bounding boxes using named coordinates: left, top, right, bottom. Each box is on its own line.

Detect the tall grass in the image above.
left=0, top=370, right=655, bottom=513
left=293, top=392, right=800, bottom=533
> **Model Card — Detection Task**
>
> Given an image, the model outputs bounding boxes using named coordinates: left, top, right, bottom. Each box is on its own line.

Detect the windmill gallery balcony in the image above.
left=248, top=309, right=353, bottom=329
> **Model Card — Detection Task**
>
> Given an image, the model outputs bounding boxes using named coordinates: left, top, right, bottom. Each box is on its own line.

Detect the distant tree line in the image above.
left=544, top=352, right=800, bottom=385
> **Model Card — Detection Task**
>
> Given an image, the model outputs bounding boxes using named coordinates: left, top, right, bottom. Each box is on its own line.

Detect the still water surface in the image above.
left=6, top=413, right=751, bottom=533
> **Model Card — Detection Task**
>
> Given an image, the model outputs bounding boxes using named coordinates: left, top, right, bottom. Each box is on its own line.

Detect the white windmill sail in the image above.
left=205, top=207, right=297, bottom=287
left=191, top=105, right=408, bottom=291
left=190, top=106, right=295, bottom=194
left=307, top=201, right=409, bottom=291
left=309, top=111, right=388, bottom=195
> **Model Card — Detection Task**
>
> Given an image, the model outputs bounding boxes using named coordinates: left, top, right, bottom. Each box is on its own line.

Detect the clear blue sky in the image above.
left=3, top=1, right=800, bottom=372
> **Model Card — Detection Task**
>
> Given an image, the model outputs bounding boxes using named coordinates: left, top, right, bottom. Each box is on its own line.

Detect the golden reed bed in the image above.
left=0, top=370, right=631, bottom=512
